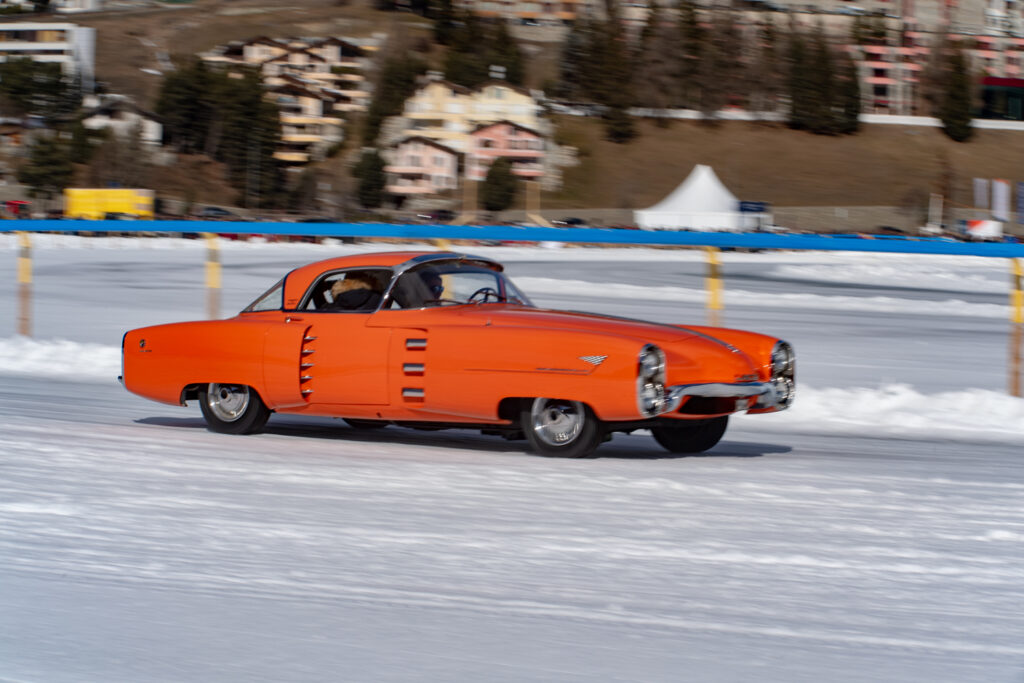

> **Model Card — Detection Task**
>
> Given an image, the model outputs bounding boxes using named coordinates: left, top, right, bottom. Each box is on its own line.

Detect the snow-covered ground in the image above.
left=1, top=237, right=1022, bottom=682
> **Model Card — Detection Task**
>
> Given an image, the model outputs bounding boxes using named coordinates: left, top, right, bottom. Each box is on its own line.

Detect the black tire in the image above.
left=343, top=418, right=387, bottom=430
left=650, top=416, right=728, bottom=454
left=198, top=383, right=271, bottom=435
left=521, top=398, right=604, bottom=458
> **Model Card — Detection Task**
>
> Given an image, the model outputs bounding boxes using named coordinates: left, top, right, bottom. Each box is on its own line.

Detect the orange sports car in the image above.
left=121, top=251, right=794, bottom=458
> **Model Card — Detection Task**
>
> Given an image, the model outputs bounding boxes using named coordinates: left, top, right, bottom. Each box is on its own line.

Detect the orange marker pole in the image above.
left=17, top=231, right=31, bottom=337
left=204, top=233, right=221, bottom=320
left=1011, top=258, right=1023, bottom=397
left=705, top=246, right=723, bottom=326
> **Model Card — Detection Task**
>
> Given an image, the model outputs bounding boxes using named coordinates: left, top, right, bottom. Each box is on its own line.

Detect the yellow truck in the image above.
left=63, top=188, right=155, bottom=220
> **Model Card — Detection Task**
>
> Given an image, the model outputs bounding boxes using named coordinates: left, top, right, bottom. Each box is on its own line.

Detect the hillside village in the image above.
left=1, top=0, right=1024, bottom=232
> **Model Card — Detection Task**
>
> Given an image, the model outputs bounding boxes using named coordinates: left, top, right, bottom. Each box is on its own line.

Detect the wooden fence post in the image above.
left=17, top=231, right=31, bottom=337
left=204, top=233, right=221, bottom=320
left=705, top=246, right=723, bottom=326
left=1011, top=258, right=1023, bottom=397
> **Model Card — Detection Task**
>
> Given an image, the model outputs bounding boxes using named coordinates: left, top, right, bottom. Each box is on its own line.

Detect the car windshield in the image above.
left=385, top=261, right=533, bottom=309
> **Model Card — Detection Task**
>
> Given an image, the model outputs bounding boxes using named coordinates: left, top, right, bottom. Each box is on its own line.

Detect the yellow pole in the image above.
left=17, top=231, right=31, bottom=337
left=453, top=179, right=477, bottom=225
left=1010, top=258, right=1023, bottom=397
left=204, top=233, right=221, bottom=320
left=525, top=179, right=552, bottom=227
left=705, top=246, right=723, bottom=326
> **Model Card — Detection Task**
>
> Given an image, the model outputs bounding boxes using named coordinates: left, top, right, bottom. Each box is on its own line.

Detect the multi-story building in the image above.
left=0, top=21, right=95, bottom=90
left=80, top=94, right=162, bottom=146
left=400, top=79, right=544, bottom=153
left=454, top=0, right=593, bottom=25
left=267, top=80, right=344, bottom=164
left=466, top=120, right=544, bottom=181
left=384, top=136, right=462, bottom=197
left=201, top=35, right=375, bottom=165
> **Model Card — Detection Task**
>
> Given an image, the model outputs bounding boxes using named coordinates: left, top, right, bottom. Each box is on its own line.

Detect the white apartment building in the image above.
left=0, top=22, right=95, bottom=90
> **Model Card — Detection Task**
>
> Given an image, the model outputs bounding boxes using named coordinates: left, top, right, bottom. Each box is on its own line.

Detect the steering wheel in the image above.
left=468, top=287, right=502, bottom=303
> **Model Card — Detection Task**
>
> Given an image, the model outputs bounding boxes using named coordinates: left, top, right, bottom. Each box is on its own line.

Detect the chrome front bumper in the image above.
left=663, top=379, right=793, bottom=413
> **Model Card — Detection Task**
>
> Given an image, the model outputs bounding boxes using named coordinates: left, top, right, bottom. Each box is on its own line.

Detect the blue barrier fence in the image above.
left=3, top=219, right=1024, bottom=258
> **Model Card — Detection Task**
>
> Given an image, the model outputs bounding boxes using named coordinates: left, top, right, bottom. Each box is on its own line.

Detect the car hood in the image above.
left=455, top=306, right=718, bottom=346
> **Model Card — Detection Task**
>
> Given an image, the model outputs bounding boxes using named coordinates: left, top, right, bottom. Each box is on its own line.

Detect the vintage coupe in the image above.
left=121, top=251, right=794, bottom=458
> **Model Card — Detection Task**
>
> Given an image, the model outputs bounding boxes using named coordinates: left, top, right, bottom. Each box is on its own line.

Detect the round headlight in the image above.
left=637, top=345, right=667, bottom=418
left=638, top=345, right=665, bottom=380
left=770, top=342, right=794, bottom=377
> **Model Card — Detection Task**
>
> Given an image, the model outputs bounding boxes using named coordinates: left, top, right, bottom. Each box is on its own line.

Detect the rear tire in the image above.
left=650, top=416, right=728, bottom=454
left=522, top=398, right=603, bottom=458
left=198, top=383, right=271, bottom=435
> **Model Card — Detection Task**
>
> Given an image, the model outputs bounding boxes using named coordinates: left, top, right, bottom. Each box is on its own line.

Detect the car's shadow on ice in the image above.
left=136, top=416, right=209, bottom=429
left=134, top=416, right=791, bottom=460
left=592, top=436, right=791, bottom=460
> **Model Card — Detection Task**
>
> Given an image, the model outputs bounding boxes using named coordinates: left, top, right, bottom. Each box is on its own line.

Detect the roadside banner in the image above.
left=974, top=178, right=989, bottom=209
left=1017, top=182, right=1024, bottom=224
left=993, top=179, right=1011, bottom=221
left=965, top=219, right=1004, bottom=240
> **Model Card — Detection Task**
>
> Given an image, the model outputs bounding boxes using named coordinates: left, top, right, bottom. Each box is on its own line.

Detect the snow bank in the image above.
left=0, top=337, right=121, bottom=383
left=736, top=384, right=1024, bottom=444
left=3, top=337, right=1023, bottom=445
left=518, top=277, right=1009, bottom=319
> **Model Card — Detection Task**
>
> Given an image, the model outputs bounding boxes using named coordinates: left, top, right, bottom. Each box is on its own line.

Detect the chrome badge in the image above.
left=578, top=355, right=607, bottom=367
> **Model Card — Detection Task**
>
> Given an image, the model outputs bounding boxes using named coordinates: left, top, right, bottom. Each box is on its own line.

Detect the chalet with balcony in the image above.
left=385, top=136, right=461, bottom=196
left=267, top=82, right=342, bottom=164
left=466, top=120, right=544, bottom=182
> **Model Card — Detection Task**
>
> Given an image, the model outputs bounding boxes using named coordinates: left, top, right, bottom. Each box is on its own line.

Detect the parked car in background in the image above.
left=417, top=209, right=455, bottom=223
left=121, top=251, right=795, bottom=458
left=197, top=206, right=238, bottom=219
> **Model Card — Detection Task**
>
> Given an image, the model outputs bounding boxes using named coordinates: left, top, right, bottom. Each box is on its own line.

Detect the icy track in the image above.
left=1, top=238, right=1023, bottom=683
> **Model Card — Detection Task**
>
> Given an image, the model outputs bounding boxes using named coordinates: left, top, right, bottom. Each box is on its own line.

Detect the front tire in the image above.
left=522, top=398, right=603, bottom=458
left=199, top=383, right=271, bottom=434
left=650, top=416, right=728, bottom=454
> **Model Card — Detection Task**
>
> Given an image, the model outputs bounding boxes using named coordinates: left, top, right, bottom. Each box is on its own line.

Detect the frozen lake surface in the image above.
left=1, top=238, right=1022, bottom=682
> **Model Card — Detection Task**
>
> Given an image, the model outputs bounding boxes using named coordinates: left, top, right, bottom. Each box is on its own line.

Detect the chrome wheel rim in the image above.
left=206, top=383, right=250, bottom=422
left=530, top=398, right=584, bottom=447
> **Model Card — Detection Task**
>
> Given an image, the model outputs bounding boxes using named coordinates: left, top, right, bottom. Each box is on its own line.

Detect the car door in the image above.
left=299, top=312, right=392, bottom=406
left=261, top=310, right=392, bottom=408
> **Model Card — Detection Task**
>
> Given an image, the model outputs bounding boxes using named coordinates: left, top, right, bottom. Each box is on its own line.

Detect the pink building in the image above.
left=385, top=137, right=461, bottom=196
left=466, top=120, right=545, bottom=182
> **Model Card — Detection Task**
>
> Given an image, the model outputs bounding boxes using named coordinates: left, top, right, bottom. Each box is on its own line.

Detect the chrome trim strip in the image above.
left=300, top=375, right=313, bottom=382
left=301, top=349, right=315, bottom=356
left=663, top=382, right=773, bottom=413
left=406, top=338, right=427, bottom=350
left=301, top=389, right=313, bottom=395
left=300, top=362, right=314, bottom=369
left=303, top=336, right=317, bottom=342
left=402, top=388, right=425, bottom=398
left=403, top=363, right=425, bottom=374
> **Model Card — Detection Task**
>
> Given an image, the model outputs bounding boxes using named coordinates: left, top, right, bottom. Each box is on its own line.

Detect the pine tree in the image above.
left=352, top=149, right=387, bottom=208
left=480, top=157, right=518, bottom=211
left=940, top=44, right=974, bottom=142
left=552, top=16, right=589, bottom=100
left=491, top=21, right=525, bottom=86
left=18, top=136, right=73, bottom=199
left=806, top=22, right=837, bottom=134
left=362, top=52, right=426, bottom=145
left=836, top=49, right=861, bottom=134
left=632, top=0, right=679, bottom=119
left=676, top=0, right=704, bottom=108
left=787, top=22, right=813, bottom=130
left=433, top=0, right=456, bottom=46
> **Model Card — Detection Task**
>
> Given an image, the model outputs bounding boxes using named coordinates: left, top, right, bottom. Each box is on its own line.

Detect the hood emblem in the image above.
left=579, top=355, right=607, bottom=366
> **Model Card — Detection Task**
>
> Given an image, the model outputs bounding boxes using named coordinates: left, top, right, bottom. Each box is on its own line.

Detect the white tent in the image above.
left=634, top=165, right=760, bottom=231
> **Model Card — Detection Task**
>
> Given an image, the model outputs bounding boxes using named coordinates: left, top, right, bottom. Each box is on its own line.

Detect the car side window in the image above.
left=243, top=279, right=285, bottom=312
left=303, top=269, right=390, bottom=312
